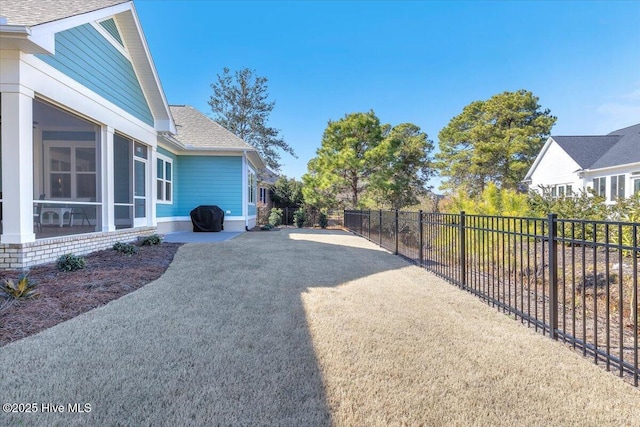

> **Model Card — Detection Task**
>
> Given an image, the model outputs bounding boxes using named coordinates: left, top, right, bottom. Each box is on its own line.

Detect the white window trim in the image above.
left=248, top=170, right=256, bottom=205
left=156, top=153, right=173, bottom=205
left=610, top=174, right=626, bottom=201
left=592, top=177, right=606, bottom=198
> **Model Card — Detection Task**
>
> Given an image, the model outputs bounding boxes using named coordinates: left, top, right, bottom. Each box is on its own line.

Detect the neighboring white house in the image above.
left=524, top=123, right=640, bottom=203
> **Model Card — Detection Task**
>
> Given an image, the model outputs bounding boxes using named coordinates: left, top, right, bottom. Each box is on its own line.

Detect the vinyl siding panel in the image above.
left=35, top=24, right=154, bottom=126
left=156, top=147, right=179, bottom=218
left=99, top=18, right=124, bottom=47
left=176, top=156, right=243, bottom=217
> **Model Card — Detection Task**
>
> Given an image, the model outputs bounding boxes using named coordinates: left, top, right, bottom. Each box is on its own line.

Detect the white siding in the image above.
left=529, top=141, right=582, bottom=192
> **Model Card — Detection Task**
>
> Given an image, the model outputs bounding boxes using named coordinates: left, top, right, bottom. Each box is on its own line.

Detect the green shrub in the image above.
left=113, top=241, right=138, bottom=256
left=261, top=224, right=274, bottom=231
left=1, top=274, right=39, bottom=300
left=318, top=211, right=328, bottom=229
left=56, top=253, right=86, bottom=272
left=528, top=187, right=609, bottom=220
left=140, top=234, right=162, bottom=246
left=294, top=208, right=306, bottom=228
left=268, top=208, right=283, bottom=227
left=446, top=183, right=529, bottom=217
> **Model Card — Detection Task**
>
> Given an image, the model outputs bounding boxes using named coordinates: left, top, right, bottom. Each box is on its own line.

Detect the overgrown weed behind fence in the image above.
left=344, top=209, right=639, bottom=387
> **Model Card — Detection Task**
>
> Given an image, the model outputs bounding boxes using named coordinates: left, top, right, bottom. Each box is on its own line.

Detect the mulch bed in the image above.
left=0, top=243, right=182, bottom=347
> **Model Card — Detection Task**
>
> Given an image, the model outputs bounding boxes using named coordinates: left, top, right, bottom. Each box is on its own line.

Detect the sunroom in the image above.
left=1, top=98, right=152, bottom=241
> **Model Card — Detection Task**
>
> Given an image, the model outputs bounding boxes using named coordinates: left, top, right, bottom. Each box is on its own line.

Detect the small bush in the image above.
left=261, top=224, right=274, bottom=231
left=57, top=253, right=86, bottom=272
left=294, top=208, right=306, bottom=228
left=1, top=274, right=39, bottom=300
left=140, top=234, right=162, bottom=246
left=113, top=242, right=138, bottom=256
left=269, top=208, right=283, bottom=227
left=318, top=211, right=328, bottom=229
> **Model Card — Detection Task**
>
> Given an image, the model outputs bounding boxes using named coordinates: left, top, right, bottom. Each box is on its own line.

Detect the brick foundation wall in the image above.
left=0, top=227, right=157, bottom=270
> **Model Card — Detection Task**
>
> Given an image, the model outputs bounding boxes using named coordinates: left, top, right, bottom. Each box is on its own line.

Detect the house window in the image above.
left=550, top=184, right=572, bottom=199
left=635, top=179, right=640, bottom=195
left=593, top=177, right=606, bottom=197
left=156, top=155, right=173, bottom=204
left=45, top=142, right=97, bottom=200
left=248, top=171, right=256, bottom=204
left=610, top=174, right=625, bottom=201
left=259, top=187, right=268, bottom=204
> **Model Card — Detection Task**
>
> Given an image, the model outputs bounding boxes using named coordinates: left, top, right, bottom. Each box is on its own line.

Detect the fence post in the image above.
left=548, top=213, right=559, bottom=340
left=418, top=210, right=424, bottom=267
left=343, top=209, right=346, bottom=230
left=460, top=211, right=466, bottom=289
left=368, top=210, right=371, bottom=240
left=379, top=209, right=383, bottom=247
left=395, top=209, right=399, bottom=255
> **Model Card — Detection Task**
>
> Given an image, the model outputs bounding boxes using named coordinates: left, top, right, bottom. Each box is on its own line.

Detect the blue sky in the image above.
left=135, top=0, right=640, bottom=191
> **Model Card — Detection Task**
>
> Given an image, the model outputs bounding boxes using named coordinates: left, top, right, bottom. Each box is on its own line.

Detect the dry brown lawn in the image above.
left=0, top=229, right=638, bottom=426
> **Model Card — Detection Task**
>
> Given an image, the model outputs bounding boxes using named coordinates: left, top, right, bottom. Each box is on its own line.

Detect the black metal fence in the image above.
left=344, top=209, right=639, bottom=387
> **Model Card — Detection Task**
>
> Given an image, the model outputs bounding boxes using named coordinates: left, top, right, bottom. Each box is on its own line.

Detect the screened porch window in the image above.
left=31, top=99, right=102, bottom=238
left=46, top=142, right=96, bottom=200
left=114, top=135, right=149, bottom=228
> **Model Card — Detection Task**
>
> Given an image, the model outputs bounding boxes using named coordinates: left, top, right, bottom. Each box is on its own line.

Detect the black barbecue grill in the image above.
left=190, top=205, right=225, bottom=232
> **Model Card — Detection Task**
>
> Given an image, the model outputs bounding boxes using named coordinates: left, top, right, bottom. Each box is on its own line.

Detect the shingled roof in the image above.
left=551, top=123, right=640, bottom=170
left=169, top=105, right=256, bottom=151
left=592, top=123, right=640, bottom=169
left=0, top=0, right=128, bottom=27
left=552, top=136, right=621, bottom=169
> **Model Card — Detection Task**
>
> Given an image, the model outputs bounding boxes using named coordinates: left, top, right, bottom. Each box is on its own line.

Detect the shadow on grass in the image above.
left=0, top=229, right=411, bottom=426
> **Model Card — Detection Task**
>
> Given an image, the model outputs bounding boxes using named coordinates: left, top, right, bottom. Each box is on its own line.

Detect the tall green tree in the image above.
left=436, top=89, right=556, bottom=195
left=208, top=67, right=295, bottom=171
left=368, top=123, right=435, bottom=209
left=270, top=176, right=304, bottom=208
left=303, top=111, right=435, bottom=210
left=303, top=111, right=384, bottom=208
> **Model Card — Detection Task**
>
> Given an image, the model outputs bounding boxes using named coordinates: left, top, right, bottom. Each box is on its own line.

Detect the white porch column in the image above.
left=150, top=146, right=157, bottom=227
left=1, top=86, right=36, bottom=244
left=101, top=126, right=115, bottom=232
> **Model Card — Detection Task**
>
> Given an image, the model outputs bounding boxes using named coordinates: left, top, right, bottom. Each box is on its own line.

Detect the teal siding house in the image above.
left=157, top=106, right=263, bottom=233
left=0, top=0, right=263, bottom=269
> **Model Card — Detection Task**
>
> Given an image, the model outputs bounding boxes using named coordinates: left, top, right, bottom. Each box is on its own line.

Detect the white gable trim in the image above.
left=28, top=2, right=132, bottom=54
left=125, top=4, right=175, bottom=134
left=90, top=21, right=130, bottom=59
left=27, top=1, right=175, bottom=136
left=524, top=137, right=554, bottom=181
